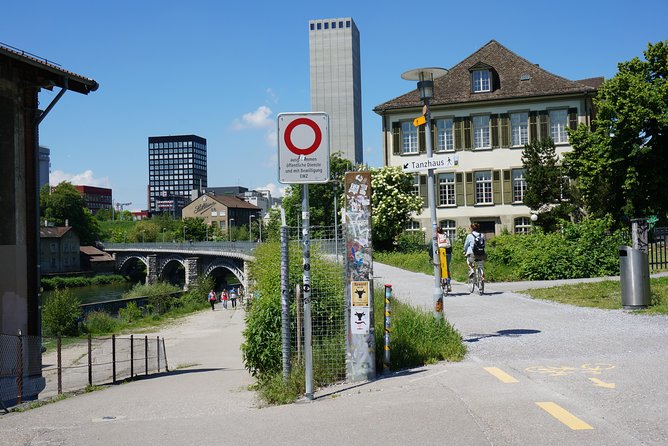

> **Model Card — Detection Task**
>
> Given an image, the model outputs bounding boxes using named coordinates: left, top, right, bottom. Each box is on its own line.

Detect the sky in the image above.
left=4, top=0, right=667, bottom=211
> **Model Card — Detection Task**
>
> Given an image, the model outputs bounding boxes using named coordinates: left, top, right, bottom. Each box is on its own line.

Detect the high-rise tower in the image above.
left=309, top=17, right=363, bottom=164
left=148, top=134, right=207, bottom=216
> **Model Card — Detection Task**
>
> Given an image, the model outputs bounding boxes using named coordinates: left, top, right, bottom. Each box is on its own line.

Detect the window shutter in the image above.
left=568, top=108, right=578, bottom=130
left=419, top=175, right=428, bottom=205
left=493, top=170, right=501, bottom=204
left=456, top=173, right=464, bottom=206
left=529, top=111, right=538, bottom=143
left=491, top=114, right=499, bottom=148
left=463, top=117, right=472, bottom=150
left=465, top=172, right=474, bottom=205
left=500, top=113, right=510, bottom=147
left=502, top=170, right=512, bottom=204
left=418, top=124, right=426, bottom=153
left=454, top=118, right=463, bottom=151
left=539, top=111, right=549, bottom=140
left=392, top=122, right=401, bottom=155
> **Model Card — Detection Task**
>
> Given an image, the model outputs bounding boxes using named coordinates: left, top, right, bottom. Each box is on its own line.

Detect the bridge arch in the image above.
left=202, top=258, right=246, bottom=292
left=116, top=254, right=149, bottom=284
left=158, top=255, right=187, bottom=286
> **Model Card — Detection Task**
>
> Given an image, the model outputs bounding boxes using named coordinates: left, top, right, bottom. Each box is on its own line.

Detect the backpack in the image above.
left=472, top=232, right=486, bottom=255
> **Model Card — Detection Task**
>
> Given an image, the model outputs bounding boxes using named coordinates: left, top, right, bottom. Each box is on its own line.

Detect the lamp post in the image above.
left=530, top=212, right=538, bottom=233
left=141, top=230, right=145, bottom=243
left=249, top=214, right=255, bottom=242
left=162, top=227, right=166, bottom=243
left=402, top=67, right=449, bottom=319
left=258, top=215, right=262, bottom=242
left=229, top=218, right=235, bottom=242
left=182, top=226, right=186, bottom=242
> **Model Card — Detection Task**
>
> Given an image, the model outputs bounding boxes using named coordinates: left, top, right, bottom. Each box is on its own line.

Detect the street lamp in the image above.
left=162, top=227, right=166, bottom=243
left=249, top=214, right=255, bottom=242
left=141, top=230, right=145, bottom=243
left=402, top=67, right=449, bottom=319
left=229, top=218, right=235, bottom=242
left=530, top=212, right=538, bottom=233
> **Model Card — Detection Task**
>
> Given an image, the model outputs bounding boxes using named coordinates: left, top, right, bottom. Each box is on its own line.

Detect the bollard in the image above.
left=87, top=334, right=92, bottom=387
left=57, top=337, right=62, bottom=394
left=157, top=337, right=161, bottom=372
left=145, top=336, right=149, bottom=375
left=162, top=338, right=169, bottom=372
left=130, top=335, right=134, bottom=378
left=112, top=335, right=116, bottom=383
left=384, top=285, right=392, bottom=374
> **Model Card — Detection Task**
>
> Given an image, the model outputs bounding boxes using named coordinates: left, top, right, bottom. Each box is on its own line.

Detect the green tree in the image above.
left=565, top=40, right=668, bottom=222
left=42, top=288, right=82, bottom=336
left=281, top=153, right=353, bottom=227
left=40, top=182, right=101, bottom=245
left=264, top=207, right=283, bottom=241
left=181, top=217, right=208, bottom=241
left=371, top=166, right=423, bottom=251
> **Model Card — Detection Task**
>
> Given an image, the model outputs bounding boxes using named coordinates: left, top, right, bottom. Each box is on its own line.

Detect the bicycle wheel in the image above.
left=467, top=272, right=475, bottom=293
left=477, top=266, right=485, bottom=295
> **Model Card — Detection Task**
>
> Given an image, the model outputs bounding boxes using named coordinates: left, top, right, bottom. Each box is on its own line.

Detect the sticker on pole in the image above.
left=278, top=112, right=330, bottom=184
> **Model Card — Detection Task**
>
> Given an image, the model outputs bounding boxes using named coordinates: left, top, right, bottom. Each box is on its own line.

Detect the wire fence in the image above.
left=1, top=333, right=168, bottom=406
left=288, top=225, right=347, bottom=384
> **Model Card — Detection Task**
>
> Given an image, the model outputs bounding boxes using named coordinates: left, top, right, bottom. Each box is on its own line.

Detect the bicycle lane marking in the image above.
left=536, top=402, right=594, bottom=430
left=484, top=366, right=519, bottom=383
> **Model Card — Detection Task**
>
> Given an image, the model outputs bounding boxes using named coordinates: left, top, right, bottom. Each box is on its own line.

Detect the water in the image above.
left=43, top=282, right=137, bottom=305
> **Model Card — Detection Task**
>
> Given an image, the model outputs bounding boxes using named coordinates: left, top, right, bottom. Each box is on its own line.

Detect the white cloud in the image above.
left=255, top=182, right=287, bottom=198
left=266, top=88, right=278, bottom=104
left=232, top=105, right=273, bottom=130
left=265, top=130, right=277, bottom=147
left=50, top=169, right=111, bottom=188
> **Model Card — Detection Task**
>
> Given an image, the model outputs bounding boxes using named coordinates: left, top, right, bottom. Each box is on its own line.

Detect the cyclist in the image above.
left=463, top=223, right=487, bottom=279
left=436, top=227, right=452, bottom=292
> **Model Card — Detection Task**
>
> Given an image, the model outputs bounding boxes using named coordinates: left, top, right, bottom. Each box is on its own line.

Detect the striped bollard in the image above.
left=384, top=284, right=392, bottom=374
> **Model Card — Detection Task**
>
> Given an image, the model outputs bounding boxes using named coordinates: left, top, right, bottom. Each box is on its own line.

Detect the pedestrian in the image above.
left=463, top=222, right=487, bottom=277
left=436, top=227, right=452, bottom=292
left=230, top=287, right=237, bottom=309
left=208, top=289, right=216, bottom=311
left=221, top=289, right=228, bottom=309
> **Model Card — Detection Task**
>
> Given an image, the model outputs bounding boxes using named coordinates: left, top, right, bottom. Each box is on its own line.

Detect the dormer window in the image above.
left=472, top=70, right=491, bottom=93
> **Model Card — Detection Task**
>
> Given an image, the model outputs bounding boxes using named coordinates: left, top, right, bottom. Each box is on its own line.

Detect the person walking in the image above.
left=436, top=227, right=452, bottom=292
left=230, top=288, right=237, bottom=309
left=463, top=223, right=487, bottom=278
left=221, top=289, right=228, bottom=309
left=208, top=289, right=216, bottom=311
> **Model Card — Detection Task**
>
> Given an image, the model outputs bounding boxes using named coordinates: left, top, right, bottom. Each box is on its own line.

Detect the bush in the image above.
left=118, top=302, right=144, bottom=323
left=83, top=311, right=124, bottom=335
left=42, top=288, right=82, bottom=336
left=41, top=275, right=126, bottom=291
left=123, top=282, right=180, bottom=315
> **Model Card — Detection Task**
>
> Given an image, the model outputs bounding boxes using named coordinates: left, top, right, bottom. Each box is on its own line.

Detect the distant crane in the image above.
left=115, top=202, right=132, bottom=221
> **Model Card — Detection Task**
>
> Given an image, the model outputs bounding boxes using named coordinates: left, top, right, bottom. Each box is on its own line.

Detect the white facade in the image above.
left=309, top=17, right=363, bottom=164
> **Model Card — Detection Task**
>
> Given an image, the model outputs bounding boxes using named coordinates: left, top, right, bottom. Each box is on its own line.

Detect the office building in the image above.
left=74, top=185, right=112, bottom=214
left=374, top=40, right=602, bottom=240
left=39, top=146, right=50, bottom=189
left=148, top=134, right=207, bottom=215
left=309, top=17, right=363, bottom=164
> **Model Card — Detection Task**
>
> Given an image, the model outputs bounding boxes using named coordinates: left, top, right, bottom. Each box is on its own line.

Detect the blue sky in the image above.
left=4, top=0, right=666, bottom=211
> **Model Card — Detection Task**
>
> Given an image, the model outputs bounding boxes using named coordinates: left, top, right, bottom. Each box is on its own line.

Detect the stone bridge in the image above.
left=103, top=242, right=256, bottom=291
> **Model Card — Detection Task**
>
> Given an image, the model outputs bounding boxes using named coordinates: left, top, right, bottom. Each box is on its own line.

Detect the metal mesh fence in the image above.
left=1, top=333, right=168, bottom=404
left=288, top=225, right=347, bottom=384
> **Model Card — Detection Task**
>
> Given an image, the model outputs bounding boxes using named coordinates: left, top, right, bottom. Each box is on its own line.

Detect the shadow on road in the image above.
left=464, top=329, right=541, bottom=343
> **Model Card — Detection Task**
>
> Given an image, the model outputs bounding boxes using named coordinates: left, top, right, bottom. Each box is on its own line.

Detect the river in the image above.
left=42, top=282, right=137, bottom=305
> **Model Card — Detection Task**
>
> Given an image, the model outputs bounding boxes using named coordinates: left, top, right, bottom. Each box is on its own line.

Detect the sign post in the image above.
left=278, top=112, right=330, bottom=400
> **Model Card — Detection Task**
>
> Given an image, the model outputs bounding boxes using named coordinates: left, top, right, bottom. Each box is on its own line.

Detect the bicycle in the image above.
left=467, top=259, right=485, bottom=295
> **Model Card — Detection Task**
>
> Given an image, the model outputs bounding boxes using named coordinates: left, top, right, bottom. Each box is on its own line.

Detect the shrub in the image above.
left=118, top=302, right=144, bottom=322
left=83, top=311, right=123, bottom=335
left=42, top=288, right=82, bottom=336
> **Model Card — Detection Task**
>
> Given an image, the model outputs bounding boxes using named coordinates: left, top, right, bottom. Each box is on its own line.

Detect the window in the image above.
left=317, top=23, right=321, bottom=30
left=346, top=20, right=351, bottom=28
left=310, top=23, right=314, bottom=30
left=475, top=171, right=493, bottom=204
left=436, top=118, right=454, bottom=152
left=473, top=115, right=491, bottom=149
left=438, top=173, right=455, bottom=206
left=324, top=22, right=328, bottom=29
left=402, top=121, right=418, bottom=154
left=339, top=21, right=343, bottom=27
left=439, top=220, right=456, bottom=242
left=412, top=174, right=420, bottom=196
left=405, top=221, right=420, bottom=231
left=472, top=70, right=491, bottom=92
left=512, top=169, right=527, bottom=203
left=550, top=109, right=568, bottom=143
left=515, top=217, right=532, bottom=234
left=511, top=112, right=529, bottom=147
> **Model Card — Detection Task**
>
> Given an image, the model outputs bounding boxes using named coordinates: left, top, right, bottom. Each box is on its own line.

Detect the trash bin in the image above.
left=619, top=246, right=650, bottom=309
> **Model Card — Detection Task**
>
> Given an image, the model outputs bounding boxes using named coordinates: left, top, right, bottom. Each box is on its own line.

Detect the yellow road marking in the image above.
left=484, top=367, right=519, bottom=383
left=589, top=378, right=616, bottom=389
left=536, top=402, right=594, bottom=430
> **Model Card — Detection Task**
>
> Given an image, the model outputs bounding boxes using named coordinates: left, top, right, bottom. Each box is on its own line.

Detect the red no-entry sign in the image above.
left=278, top=112, right=330, bottom=184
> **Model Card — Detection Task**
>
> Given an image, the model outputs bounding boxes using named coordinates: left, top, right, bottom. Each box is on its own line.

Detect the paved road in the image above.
left=1, top=266, right=667, bottom=445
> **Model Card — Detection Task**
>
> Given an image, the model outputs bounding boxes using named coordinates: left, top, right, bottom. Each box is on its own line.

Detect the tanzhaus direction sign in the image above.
left=278, top=112, right=330, bottom=184
left=401, top=154, right=459, bottom=173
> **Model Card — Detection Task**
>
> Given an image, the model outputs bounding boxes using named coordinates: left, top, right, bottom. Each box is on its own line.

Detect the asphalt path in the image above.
left=1, top=265, right=668, bottom=445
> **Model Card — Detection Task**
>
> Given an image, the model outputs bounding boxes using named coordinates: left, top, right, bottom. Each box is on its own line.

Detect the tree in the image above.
left=565, top=40, right=668, bottom=223
left=281, top=153, right=354, bottom=228
left=370, top=166, right=423, bottom=251
left=181, top=217, right=207, bottom=241
left=40, top=182, right=101, bottom=245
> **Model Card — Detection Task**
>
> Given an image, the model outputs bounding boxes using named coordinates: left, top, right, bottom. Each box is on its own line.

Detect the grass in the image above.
left=520, top=276, right=668, bottom=314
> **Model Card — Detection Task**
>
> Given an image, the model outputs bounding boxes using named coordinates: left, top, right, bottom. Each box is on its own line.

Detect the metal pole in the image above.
left=130, top=335, right=134, bottom=378
left=112, top=335, right=116, bottom=384
left=424, top=97, right=444, bottom=319
left=145, top=335, right=149, bottom=375
left=384, top=285, right=392, bottom=374
left=57, top=336, right=62, bottom=394
left=162, top=338, right=169, bottom=372
left=302, top=184, right=314, bottom=400
left=16, top=335, right=23, bottom=404
left=157, top=337, right=161, bottom=372
left=87, top=334, right=92, bottom=387
left=334, top=183, right=339, bottom=263
left=280, top=225, right=291, bottom=381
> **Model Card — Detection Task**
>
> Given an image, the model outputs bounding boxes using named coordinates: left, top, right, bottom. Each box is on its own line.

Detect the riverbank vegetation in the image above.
left=41, top=274, right=128, bottom=291
left=242, top=241, right=466, bottom=405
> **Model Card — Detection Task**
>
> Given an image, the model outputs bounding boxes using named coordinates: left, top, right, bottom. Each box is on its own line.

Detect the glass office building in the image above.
left=148, top=134, right=207, bottom=215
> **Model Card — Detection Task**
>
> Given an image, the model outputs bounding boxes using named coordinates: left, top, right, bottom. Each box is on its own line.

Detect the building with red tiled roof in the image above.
left=182, top=193, right=261, bottom=238
left=373, top=40, right=603, bottom=240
